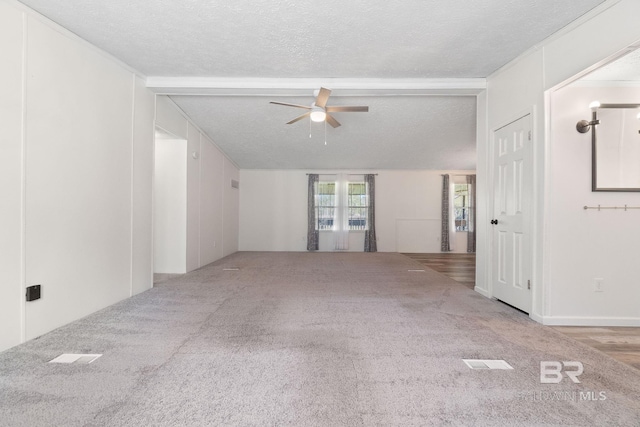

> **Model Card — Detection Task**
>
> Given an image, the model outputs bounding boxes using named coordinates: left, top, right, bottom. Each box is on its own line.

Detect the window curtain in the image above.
left=333, top=173, right=349, bottom=250
left=307, top=174, right=319, bottom=251
left=364, top=174, right=377, bottom=252
left=441, top=174, right=452, bottom=252
left=466, top=174, right=476, bottom=253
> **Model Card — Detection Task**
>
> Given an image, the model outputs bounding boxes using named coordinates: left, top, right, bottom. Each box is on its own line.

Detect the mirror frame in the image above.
left=591, top=103, right=640, bottom=192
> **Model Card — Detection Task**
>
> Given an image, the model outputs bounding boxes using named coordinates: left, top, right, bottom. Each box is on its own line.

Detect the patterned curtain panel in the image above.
left=441, top=174, right=451, bottom=252
left=466, top=174, right=476, bottom=253
left=307, top=174, right=319, bottom=251
left=364, top=174, right=377, bottom=252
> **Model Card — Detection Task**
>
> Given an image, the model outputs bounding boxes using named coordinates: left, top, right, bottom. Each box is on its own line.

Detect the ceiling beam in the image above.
left=146, top=77, right=486, bottom=96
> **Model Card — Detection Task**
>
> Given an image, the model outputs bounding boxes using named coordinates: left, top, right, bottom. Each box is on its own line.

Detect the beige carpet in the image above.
left=0, top=252, right=639, bottom=426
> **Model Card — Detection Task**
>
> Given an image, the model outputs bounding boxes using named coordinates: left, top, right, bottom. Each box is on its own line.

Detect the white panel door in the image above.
left=492, top=115, right=532, bottom=313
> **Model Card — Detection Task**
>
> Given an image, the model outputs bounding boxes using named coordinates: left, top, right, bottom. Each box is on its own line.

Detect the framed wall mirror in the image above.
left=591, top=104, right=640, bottom=192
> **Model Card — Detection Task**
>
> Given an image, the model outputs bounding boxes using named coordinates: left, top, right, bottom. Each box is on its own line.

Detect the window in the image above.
left=348, top=182, right=368, bottom=230
left=316, top=182, right=335, bottom=230
left=453, top=183, right=469, bottom=231
left=315, top=181, right=368, bottom=231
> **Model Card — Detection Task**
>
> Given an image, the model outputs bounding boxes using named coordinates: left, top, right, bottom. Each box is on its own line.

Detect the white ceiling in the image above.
left=582, top=48, right=640, bottom=82
left=173, top=95, right=478, bottom=169
left=18, top=0, right=607, bottom=169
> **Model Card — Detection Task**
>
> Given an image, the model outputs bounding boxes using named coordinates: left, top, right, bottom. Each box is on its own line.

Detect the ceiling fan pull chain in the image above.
left=309, top=117, right=312, bottom=139
left=324, top=120, right=327, bottom=145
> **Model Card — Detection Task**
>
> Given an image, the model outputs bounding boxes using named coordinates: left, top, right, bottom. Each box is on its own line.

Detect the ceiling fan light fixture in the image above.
left=270, top=87, right=366, bottom=129
left=310, top=107, right=326, bottom=122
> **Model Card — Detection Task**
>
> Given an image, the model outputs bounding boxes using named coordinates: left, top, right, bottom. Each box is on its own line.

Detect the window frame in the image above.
left=315, top=181, right=336, bottom=231
left=453, top=181, right=470, bottom=232
left=314, top=179, right=369, bottom=231
left=347, top=182, right=368, bottom=231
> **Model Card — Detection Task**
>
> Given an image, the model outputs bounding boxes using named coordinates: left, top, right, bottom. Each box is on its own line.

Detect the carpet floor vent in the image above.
left=463, top=359, right=513, bottom=370
left=408, top=269, right=425, bottom=272
left=223, top=267, right=240, bottom=271
left=49, top=354, right=102, bottom=364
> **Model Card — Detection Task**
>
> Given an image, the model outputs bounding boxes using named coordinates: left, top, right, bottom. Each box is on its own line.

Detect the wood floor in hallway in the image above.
left=401, top=252, right=640, bottom=371
left=401, top=253, right=475, bottom=289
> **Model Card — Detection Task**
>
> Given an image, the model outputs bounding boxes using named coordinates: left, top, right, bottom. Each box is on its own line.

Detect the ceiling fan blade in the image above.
left=270, top=101, right=312, bottom=109
left=325, top=106, right=369, bottom=113
left=286, top=112, right=311, bottom=124
left=315, top=87, right=331, bottom=108
left=325, top=114, right=341, bottom=128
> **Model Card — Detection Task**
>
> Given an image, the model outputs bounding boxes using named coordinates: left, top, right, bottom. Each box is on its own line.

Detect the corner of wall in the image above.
left=474, top=90, right=489, bottom=294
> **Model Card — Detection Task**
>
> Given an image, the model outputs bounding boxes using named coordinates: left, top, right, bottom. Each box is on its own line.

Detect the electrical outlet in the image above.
left=594, top=278, right=604, bottom=292
left=213, top=241, right=216, bottom=248
left=26, top=285, right=41, bottom=301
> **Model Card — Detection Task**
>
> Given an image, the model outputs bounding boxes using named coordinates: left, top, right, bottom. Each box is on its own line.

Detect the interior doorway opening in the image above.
left=153, top=128, right=188, bottom=277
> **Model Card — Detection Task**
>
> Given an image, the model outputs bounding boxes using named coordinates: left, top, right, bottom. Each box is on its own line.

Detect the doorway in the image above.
left=491, top=114, right=533, bottom=313
left=153, top=129, right=188, bottom=275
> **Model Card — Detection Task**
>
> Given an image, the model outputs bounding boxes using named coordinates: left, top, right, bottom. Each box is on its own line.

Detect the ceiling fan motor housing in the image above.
left=269, top=87, right=368, bottom=128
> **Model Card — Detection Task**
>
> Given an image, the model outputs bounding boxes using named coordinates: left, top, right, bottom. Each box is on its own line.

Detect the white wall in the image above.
left=186, top=122, right=201, bottom=271
left=0, top=0, right=157, bottom=350
left=0, top=0, right=240, bottom=353
left=378, top=171, right=473, bottom=253
left=155, top=96, right=240, bottom=271
left=131, top=77, right=155, bottom=296
left=475, top=90, right=490, bottom=297
left=0, top=0, right=26, bottom=351
left=223, top=158, right=241, bottom=256
left=547, top=85, right=640, bottom=324
left=200, top=134, right=225, bottom=264
left=24, top=15, right=135, bottom=340
left=154, top=138, right=188, bottom=274
left=156, top=95, right=188, bottom=140
left=482, top=0, right=640, bottom=324
left=239, top=169, right=474, bottom=253
left=239, top=171, right=307, bottom=251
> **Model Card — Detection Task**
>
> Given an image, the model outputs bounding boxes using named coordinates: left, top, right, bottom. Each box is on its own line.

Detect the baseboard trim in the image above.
left=540, top=316, right=640, bottom=327
left=529, top=312, right=544, bottom=324
left=474, top=286, right=491, bottom=298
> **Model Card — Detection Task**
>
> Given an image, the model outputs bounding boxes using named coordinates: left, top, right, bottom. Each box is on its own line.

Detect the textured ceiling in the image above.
left=18, top=0, right=606, bottom=78
left=172, top=95, right=477, bottom=170
left=582, top=48, right=640, bottom=82
left=18, top=0, right=607, bottom=169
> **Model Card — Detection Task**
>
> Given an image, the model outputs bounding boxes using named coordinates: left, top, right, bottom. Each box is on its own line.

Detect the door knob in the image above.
left=490, top=219, right=499, bottom=225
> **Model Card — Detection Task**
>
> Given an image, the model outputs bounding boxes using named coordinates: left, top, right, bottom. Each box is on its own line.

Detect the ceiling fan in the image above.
left=270, top=87, right=368, bottom=128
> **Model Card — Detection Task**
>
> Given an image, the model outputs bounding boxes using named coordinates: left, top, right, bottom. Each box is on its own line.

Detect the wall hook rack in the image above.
left=583, top=205, right=640, bottom=211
